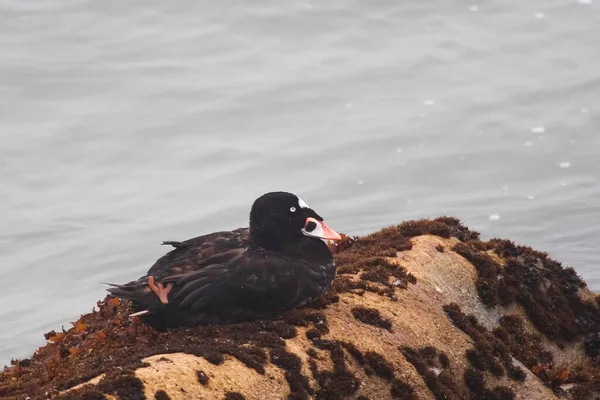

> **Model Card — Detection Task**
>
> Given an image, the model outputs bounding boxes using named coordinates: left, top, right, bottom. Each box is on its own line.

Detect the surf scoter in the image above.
left=106, top=191, right=341, bottom=329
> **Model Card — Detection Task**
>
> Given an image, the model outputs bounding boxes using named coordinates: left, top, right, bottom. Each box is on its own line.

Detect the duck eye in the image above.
left=290, top=207, right=296, bottom=213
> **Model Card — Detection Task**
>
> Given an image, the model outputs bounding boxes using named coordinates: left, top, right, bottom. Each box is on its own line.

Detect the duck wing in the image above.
left=148, top=227, right=249, bottom=280
left=105, top=247, right=246, bottom=304
left=160, top=250, right=335, bottom=325
left=105, top=228, right=249, bottom=308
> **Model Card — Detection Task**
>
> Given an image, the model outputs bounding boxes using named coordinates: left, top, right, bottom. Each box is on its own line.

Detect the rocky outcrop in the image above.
left=1, top=218, right=599, bottom=400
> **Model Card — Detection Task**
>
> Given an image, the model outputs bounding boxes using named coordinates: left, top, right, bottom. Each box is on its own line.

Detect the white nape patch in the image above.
left=297, top=197, right=310, bottom=209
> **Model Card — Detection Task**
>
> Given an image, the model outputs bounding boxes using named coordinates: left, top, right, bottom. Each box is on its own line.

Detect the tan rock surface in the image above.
left=59, top=236, right=569, bottom=399
left=2, top=219, right=599, bottom=400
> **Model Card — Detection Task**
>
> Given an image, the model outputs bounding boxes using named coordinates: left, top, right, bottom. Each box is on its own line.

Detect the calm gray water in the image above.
left=1, top=0, right=599, bottom=366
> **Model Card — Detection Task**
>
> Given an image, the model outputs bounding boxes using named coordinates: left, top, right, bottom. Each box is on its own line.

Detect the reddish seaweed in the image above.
left=351, top=307, right=393, bottom=331
left=452, top=240, right=600, bottom=344
left=400, top=346, right=468, bottom=400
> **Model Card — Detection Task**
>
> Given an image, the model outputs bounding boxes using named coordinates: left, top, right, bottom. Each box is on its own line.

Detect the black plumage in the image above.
left=106, top=191, right=341, bottom=329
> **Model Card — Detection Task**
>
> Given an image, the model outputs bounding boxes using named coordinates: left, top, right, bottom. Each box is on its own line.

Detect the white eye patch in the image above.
left=290, top=207, right=296, bottom=212
left=297, top=197, right=310, bottom=209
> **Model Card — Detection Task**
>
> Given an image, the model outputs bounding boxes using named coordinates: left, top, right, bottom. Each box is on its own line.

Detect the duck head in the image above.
left=249, top=191, right=341, bottom=251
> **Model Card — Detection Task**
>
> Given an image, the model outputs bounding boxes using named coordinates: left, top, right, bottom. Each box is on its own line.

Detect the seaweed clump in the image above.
left=397, top=217, right=480, bottom=242
left=444, top=303, right=600, bottom=396
left=400, top=346, right=468, bottom=400
left=58, top=386, right=108, bottom=400
left=340, top=343, right=415, bottom=400
left=333, top=216, right=478, bottom=265
left=351, top=306, right=393, bottom=331
left=224, top=392, right=245, bottom=400
left=95, top=370, right=146, bottom=400
left=332, top=257, right=417, bottom=300
left=330, top=217, right=478, bottom=300
left=452, top=239, right=600, bottom=345
left=492, top=315, right=553, bottom=371
left=269, top=347, right=313, bottom=399
left=463, top=368, right=514, bottom=400
left=155, top=389, right=171, bottom=400
left=452, top=242, right=502, bottom=307
left=450, top=235, right=600, bottom=395
left=0, top=296, right=326, bottom=399
left=309, top=339, right=361, bottom=399
left=363, top=352, right=416, bottom=400
left=569, top=366, right=600, bottom=400
left=443, top=303, right=527, bottom=383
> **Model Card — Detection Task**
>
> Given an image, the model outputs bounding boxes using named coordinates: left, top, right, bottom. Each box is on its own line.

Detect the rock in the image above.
left=1, top=217, right=599, bottom=399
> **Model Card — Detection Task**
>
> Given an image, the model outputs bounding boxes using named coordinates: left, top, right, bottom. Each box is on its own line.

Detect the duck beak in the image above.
left=301, top=217, right=342, bottom=241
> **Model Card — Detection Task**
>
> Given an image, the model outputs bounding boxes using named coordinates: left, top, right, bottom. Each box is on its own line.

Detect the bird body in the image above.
left=107, top=192, right=341, bottom=329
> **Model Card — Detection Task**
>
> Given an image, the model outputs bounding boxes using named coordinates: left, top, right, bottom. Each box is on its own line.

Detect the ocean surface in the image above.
left=1, top=0, right=599, bottom=366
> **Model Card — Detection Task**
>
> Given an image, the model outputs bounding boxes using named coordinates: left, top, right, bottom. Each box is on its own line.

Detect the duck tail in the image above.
left=104, top=276, right=168, bottom=312
left=104, top=281, right=141, bottom=301
left=103, top=284, right=154, bottom=319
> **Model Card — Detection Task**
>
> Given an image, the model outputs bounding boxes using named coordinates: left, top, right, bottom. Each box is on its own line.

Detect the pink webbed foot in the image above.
left=148, top=276, right=173, bottom=305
